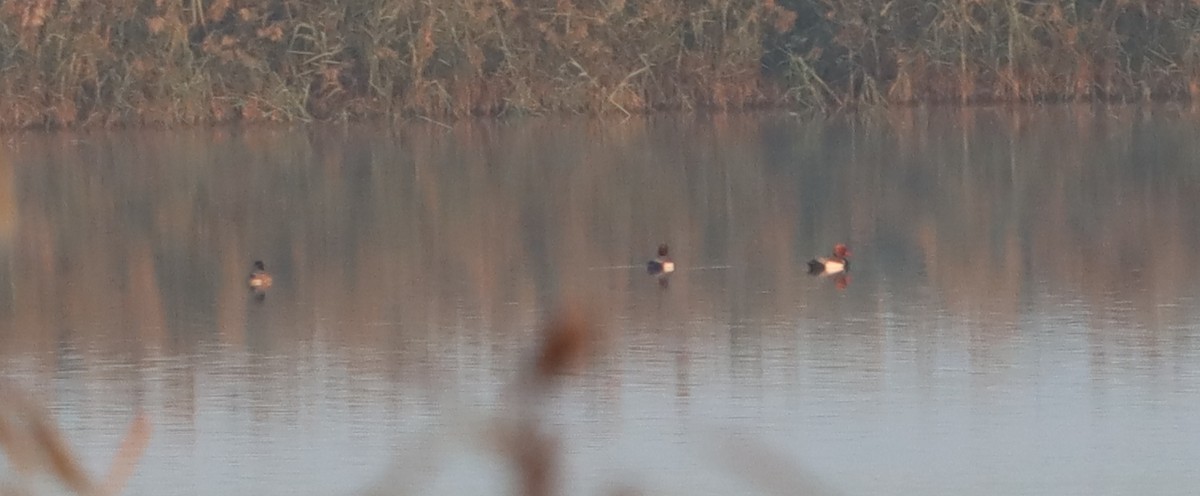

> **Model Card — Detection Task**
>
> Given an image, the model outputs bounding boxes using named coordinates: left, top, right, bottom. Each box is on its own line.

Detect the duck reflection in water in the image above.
left=831, top=272, right=850, bottom=290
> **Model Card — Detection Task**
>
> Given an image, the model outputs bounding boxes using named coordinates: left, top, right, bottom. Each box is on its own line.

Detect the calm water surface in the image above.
left=1, top=106, right=1199, bottom=495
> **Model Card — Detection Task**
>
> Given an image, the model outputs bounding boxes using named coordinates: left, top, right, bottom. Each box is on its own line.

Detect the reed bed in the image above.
left=0, top=0, right=1197, bottom=129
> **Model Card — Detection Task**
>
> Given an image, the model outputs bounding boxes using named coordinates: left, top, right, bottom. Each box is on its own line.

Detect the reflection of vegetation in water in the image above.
left=0, top=108, right=1196, bottom=366
left=2, top=1, right=1200, bottom=128
left=1, top=109, right=1197, bottom=494
left=872, top=106, right=1200, bottom=331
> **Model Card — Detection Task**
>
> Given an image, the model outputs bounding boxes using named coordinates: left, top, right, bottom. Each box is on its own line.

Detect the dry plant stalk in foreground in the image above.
left=496, top=306, right=837, bottom=496
left=0, top=381, right=151, bottom=496
left=507, top=306, right=595, bottom=496
left=361, top=305, right=601, bottom=496
left=366, top=305, right=837, bottom=496
left=0, top=309, right=831, bottom=496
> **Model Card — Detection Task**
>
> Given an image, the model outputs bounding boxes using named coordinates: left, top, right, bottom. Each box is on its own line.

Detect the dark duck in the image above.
left=248, top=260, right=273, bottom=293
left=647, top=243, right=675, bottom=276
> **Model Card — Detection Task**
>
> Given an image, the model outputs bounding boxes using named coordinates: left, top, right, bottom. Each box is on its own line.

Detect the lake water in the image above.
left=0, top=106, right=1198, bottom=496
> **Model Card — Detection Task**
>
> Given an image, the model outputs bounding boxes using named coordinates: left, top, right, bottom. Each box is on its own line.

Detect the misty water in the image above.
left=1, top=106, right=1198, bottom=496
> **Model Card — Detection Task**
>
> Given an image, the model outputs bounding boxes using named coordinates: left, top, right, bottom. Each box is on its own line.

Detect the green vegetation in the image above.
left=1, top=0, right=1199, bottom=128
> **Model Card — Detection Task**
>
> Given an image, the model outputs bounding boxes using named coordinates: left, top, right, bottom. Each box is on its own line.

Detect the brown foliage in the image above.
left=0, top=1, right=1196, bottom=126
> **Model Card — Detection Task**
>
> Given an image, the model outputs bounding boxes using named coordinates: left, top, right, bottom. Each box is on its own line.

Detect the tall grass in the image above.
left=767, top=0, right=1200, bottom=105
left=0, top=0, right=1198, bottom=128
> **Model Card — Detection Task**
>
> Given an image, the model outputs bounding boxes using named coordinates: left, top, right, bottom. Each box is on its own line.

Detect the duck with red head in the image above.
left=807, top=244, right=850, bottom=275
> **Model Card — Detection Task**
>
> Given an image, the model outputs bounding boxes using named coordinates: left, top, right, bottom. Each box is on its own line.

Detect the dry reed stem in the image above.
left=0, top=414, right=38, bottom=476
left=531, top=305, right=593, bottom=382
left=0, top=381, right=95, bottom=495
left=487, top=419, right=560, bottom=496
left=26, top=416, right=94, bottom=495
left=100, top=414, right=152, bottom=496
left=0, top=381, right=152, bottom=496
left=510, top=305, right=598, bottom=496
left=701, top=432, right=840, bottom=496
left=362, top=305, right=600, bottom=496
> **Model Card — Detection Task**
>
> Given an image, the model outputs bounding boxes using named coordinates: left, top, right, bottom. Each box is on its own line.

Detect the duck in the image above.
left=646, top=243, right=675, bottom=276
left=807, top=244, right=850, bottom=275
left=248, top=260, right=273, bottom=291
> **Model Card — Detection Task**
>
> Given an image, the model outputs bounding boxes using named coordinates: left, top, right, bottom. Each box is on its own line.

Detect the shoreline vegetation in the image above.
left=1, top=0, right=1199, bottom=129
